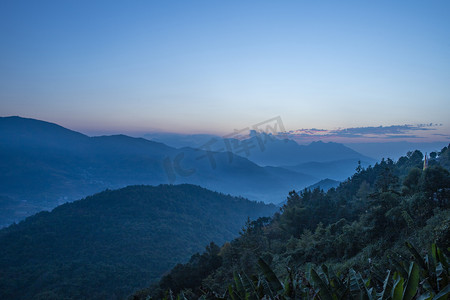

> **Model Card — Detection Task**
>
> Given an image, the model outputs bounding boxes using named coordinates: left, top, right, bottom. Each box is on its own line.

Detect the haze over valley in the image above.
left=1, top=1, right=449, bottom=299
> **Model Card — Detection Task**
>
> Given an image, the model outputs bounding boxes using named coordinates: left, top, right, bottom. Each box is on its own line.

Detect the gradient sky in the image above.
left=1, top=1, right=449, bottom=140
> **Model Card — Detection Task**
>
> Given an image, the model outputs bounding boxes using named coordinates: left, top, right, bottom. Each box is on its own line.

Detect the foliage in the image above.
left=154, top=243, right=449, bottom=300
left=135, top=145, right=450, bottom=299
left=0, top=184, right=276, bottom=300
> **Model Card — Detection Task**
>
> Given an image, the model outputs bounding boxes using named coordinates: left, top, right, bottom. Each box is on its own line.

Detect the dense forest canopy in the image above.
left=134, top=145, right=450, bottom=299
left=0, top=184, right=276, bottom=299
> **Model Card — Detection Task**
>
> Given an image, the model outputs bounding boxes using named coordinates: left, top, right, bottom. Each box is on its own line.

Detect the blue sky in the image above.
left=1, top=1, right=449, bottom=141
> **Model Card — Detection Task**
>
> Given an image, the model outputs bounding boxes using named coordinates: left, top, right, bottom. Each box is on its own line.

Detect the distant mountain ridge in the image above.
left=283, top=159, right=373, bottom=181
left=306, top=178, right=341, bottom=191
left=145, top=130, right=375, bottom=167
left=227, top=133, right=375, bottom=166
left=0, top=116, right=378, bottom=227
left=0, top=116, right=320, bottom=226
left=346, top=141, right=450, bottom=160
left=143, top=132, right=220, bottom=149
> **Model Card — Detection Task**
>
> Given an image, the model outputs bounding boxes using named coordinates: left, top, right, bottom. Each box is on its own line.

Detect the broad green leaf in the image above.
left=391, top=276, right=404, bottom=300
left=257, top=258, right=283, bottom=293
left=403, top=262, right=420, bottom=300
left=311, top=268, right=334, bottom=300
left=377, top=270, right=391, bottom=300
left=228, top=285, right=237, bottom=300
left=416, top=292, right=432, bottom=300
left=436, top=248, right=448, bottom=270
left=405, top=242, right=427, bottom=271
left=432, top=284, right=450, bottom=300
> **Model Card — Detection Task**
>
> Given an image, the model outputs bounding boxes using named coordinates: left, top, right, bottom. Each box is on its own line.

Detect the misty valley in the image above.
left=0, top=116, right=449, bottom=299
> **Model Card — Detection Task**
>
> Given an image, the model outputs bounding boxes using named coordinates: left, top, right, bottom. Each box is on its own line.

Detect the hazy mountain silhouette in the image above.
left=0, top=184, right=277, bottom=299
left=283, top=159, right=373, bottom=181
left=143, top=132, right=220, bottom=149
left=0, top=116, right=318, bottom=226
left=230, top=132, right=374, bottom=166
left=306, top=178, right=341, bottom=191
left=346, top=141, right=450, bottom=160
left=147, top=130, right=375, bottom=167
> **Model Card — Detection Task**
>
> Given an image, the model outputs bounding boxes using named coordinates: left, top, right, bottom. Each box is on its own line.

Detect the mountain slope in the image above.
left=0, top=116, right=317, bottom=226
left=143, top=132, right=220, bottom=149
left=306, top=178, right=340, bottom=191
left=135, top=146, right=450, bottom=299
left=0, top=184, right=277, bottom=300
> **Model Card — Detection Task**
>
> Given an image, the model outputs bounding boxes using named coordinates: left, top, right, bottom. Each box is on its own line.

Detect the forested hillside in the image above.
left=134, top=145, right=450, bottom=299
left=0, top=184, right=276, bottom=299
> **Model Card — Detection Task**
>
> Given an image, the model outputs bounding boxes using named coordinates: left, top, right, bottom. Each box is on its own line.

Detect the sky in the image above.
left=1, top=0, right=449, bottom=142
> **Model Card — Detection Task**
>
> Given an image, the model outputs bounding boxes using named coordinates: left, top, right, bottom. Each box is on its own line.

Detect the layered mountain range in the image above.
left=0, top=116, right=373, bottom=226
